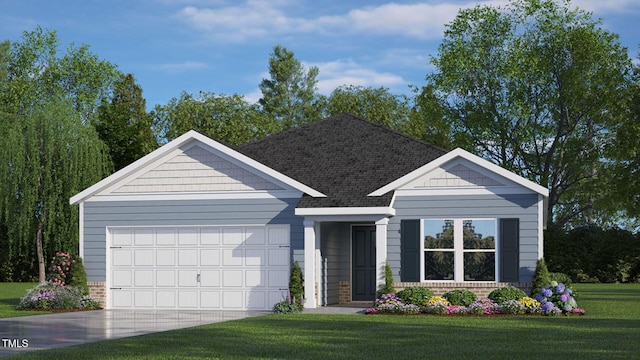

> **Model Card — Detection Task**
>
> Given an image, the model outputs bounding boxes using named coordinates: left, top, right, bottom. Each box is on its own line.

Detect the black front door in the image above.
left=352, top=225, right=376, bottom=301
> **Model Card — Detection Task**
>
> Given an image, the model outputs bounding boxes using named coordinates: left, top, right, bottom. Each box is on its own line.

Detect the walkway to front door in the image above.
left=352, top=225, right=376, bottom=301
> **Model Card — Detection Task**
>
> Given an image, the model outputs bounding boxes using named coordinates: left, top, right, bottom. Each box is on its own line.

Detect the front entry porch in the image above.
left=299, top=215, right=390, bottom=309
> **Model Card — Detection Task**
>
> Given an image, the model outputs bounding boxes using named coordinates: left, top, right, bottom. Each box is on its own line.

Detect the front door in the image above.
left=352, top=226, right=376, bottom=301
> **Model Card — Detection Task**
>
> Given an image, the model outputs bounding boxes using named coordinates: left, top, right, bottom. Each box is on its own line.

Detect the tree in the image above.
left=324, top=85, right=410, bottom=130
left=428, top=0, right=633, bottom=227
left=0, top=101, right=111, bottom=282
left=96, top=73, right=157, bottom=171
left=259, top=45, right=322, bottom=130
left=403, top=85, right=456, bottom=150
left=152, top=91, right=277, bottom=145
left=0, top=27, right=115, bottom=282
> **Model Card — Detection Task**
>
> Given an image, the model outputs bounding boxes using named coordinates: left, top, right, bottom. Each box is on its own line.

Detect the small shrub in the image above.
left=289, top=261, right=304, bottom=303
left=534, top=282, right=584, bottom=316
left=17, top=283, right=100, bottom=310
left=531, top=258, right=551, bottom=296
left=68, top=257, right=90, bottom=295
left=468, top=297, right=500, bottom=314
left=377, top=260, right=395, bottom=297
left=501, top=300, right=527, bottom=315
left=549, top=272, right=572, bottom=286
left=374, top=293, right=420, bottom=314
left=272, top=292, right=303, bottom=314
left=47, top=252, right=76, bottom=286
left=422, top=297, right=450, bottom=314
left=489, top=286, right=526, bottom=304
left=396, top=286, right=433, bottom=306
left=442, top=289, right=477, bottom=306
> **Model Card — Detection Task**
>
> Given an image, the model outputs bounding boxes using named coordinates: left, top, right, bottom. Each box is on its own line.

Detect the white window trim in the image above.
left=421, top=218, right=499, bottom=282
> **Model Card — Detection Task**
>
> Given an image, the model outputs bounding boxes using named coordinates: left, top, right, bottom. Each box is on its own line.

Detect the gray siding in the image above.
left=82, top=197, right=302, bottom=281
left=389, top=194, right=540, bottom=283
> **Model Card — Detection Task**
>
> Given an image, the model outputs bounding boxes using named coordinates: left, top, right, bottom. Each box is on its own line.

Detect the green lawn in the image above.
left=0, top=282, right=50, bottom=318
left=6, top=283, right=640, bottom=359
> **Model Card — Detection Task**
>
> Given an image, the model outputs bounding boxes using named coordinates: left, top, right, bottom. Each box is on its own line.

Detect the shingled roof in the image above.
left=237, top=113, right=448, bottom=208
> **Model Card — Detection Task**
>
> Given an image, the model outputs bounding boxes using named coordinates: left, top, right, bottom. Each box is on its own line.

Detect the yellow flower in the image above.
left=423, top=296, right=451, bottom=306
left=519, top=297, right=540, bottom=309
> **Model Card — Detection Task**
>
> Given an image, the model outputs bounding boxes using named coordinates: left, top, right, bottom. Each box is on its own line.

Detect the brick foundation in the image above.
left=394, top=282, right=532, bottom=298
left=339, top=281, right=351, bottom=304
left=87, top=281, right=107, bottom=307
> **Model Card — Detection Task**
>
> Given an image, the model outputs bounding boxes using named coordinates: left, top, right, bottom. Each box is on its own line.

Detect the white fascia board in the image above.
left=85, top=190, right=302, bottom=202
left=295, top=207, right=396, bottom=217
left=70, top=130, right=325, bottom=205
left=368, top=148, right=549, bottom=197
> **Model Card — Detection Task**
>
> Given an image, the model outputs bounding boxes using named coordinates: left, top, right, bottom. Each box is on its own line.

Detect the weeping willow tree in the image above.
left=0, top=101, right=111, bottom=282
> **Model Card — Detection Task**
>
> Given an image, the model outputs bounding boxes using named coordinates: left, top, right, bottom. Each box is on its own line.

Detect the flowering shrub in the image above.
left=47, top=252, right=76, bottom=286
left=422, top=296, right=451, bottom=314
left=501, top=299, right=527, bottom=315
left=535, top=281, right=585, bottom=316
left=373, top=293, right=420, bottom=314
left=468, top=297, right=500, bottom=315
left=446, top=305, right=468, bottom=315
left=17, top=283, right=101, bottom=310
left=519, top=297, right=541, bottom=311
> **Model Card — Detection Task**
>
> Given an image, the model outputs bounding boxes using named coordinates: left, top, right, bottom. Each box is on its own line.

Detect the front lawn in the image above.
left=0, top=282, right=50, bottom=318
left=7, top=283, right=640, bottom=359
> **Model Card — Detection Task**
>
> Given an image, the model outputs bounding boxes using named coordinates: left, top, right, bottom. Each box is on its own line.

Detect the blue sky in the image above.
left=2, top=0, right=639, bottom=109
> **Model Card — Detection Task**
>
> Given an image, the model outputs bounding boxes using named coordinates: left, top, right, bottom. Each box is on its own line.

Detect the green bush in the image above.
left=16, top=283, right=101, bottom=310
left=442, top=289, right=477, bottom=306
left=488, top=286, right=526, bottom=304
left=549, top=272, right=572, bottom=286
left=377, top=260, right=396, bottom=297
left=531, top=258, right=551, bottom=296
left=272, top=296, right=303, bottom=314
left=68, top=257, right=90, bottom=295
left=396, top=287, right=433, bottom=306
left=289, top=261, right=304, bottom=303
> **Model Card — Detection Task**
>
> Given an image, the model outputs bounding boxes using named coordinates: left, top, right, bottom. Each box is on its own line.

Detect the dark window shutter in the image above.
left=499, top=218, right=520, bottom=282
left=401, top=219, right=420, bottom=282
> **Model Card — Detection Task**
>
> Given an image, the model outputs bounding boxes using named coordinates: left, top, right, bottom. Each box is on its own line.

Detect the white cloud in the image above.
left=571, top=0, right=640, bottom=14
left=313, top=59, right=406, bottom=94
left=153, top=61, right=208, bottom=74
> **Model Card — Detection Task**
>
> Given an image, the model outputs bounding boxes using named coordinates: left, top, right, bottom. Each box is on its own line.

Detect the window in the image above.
left=422, top=219, right=497, bottom=282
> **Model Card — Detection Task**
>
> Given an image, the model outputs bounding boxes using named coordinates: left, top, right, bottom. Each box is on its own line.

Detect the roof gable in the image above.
left=237, top=113, right=448, bottom=208
left=70, top=130, right=325, bottom=204
left=369, top=148, right=549, bottom=197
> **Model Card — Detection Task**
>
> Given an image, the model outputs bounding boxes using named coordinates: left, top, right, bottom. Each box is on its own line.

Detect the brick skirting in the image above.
left=339, top=281, right=351, bottom=304
left=87, top=281, right=106, bottom=307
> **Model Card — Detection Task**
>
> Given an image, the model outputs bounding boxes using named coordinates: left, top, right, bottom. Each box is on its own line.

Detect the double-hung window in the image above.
left=422, top=219, right=497, bottom=281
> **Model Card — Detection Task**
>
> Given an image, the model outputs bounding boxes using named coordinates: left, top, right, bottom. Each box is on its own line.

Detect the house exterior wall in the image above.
left=81, top=197, right=302, bottom=281
left=388, top=193, right=540, bottom=283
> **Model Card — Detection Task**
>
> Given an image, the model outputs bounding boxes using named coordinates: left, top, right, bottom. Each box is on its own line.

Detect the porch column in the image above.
left=375, top=218, right=389, bottom=293
left=303, top=219, right=317, bottom=308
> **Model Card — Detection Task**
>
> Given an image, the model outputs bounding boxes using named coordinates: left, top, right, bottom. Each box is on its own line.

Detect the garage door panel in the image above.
left=134, top=290, right=154, bottom=308
left=245, top=249, right=265, bottom=266
left=156, top=270, right=175, bottom=287
left=110, top=225, right=289, bottom=310
left=156, top=291, right=176, bottom=308
left=112, top=270, right=132, bottom=287
left=178, top=228, right=198, bottom=245
left=178, top=249, right=198, bottom=266
left=134, top=270, right=154, bottom=287
left=222, top=291, right=243, bottom=309
left=222, top=248, right=243, bottom=266
left=222, top=228, right=244, bottom=245
left=178, top=270, right=198, bottom=287
left=134, top=249, right=154, bottom=266
left=156, top=249, right=176, bottom=266
left=200, top=270, right=220, bottom=287
left=200, top=291, right=220, bottom=308
left=178, top=291, right=198, bottom=308
left=200, top=249, right=220, bottom=266
left=246, top=228, right=265, bottom=245
left=156, top=229, right=176, bottom=245
left=245, top=270, right=264, bottom=287
left=268, top=248, right=289, bottom=266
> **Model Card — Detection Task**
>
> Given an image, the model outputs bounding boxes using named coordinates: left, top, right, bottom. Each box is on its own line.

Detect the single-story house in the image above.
left=70, top=113, right=548, bottom=310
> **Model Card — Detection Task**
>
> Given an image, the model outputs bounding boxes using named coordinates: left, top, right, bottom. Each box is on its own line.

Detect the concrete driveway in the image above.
left=0, top=309, right=265, bottom=357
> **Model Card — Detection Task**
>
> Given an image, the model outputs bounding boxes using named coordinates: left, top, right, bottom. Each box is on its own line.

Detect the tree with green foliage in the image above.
left=402, top=85, right=455, bottom=150
left=0, top=27, right=114, bottom=282
left=428, top=0, right=633, bottom=227
left=531, top=258, right=551, bottom=296
left=324, top=85, right=410, bottom=130
left=152, top=91, right=277, bottom=145
left=259, top=45, right=322, bottom=130
left=96, top=73, right=157, bottom=171
left=289, top=261, right=304, bottom=303
left=377, top=260, right=396, bottom=297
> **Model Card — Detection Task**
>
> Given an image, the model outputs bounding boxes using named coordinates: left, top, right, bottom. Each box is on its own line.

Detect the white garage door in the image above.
left=108, top=225, right=290, bottom=310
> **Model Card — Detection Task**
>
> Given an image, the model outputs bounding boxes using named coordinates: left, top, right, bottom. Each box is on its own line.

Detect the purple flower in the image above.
left=555, top=283, right=565, bottom=294
left=560, top=293, right=569, bottom=302
left=541, top=302, right=557, bottom=312
left=541, top=288, right=552, bottom=298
